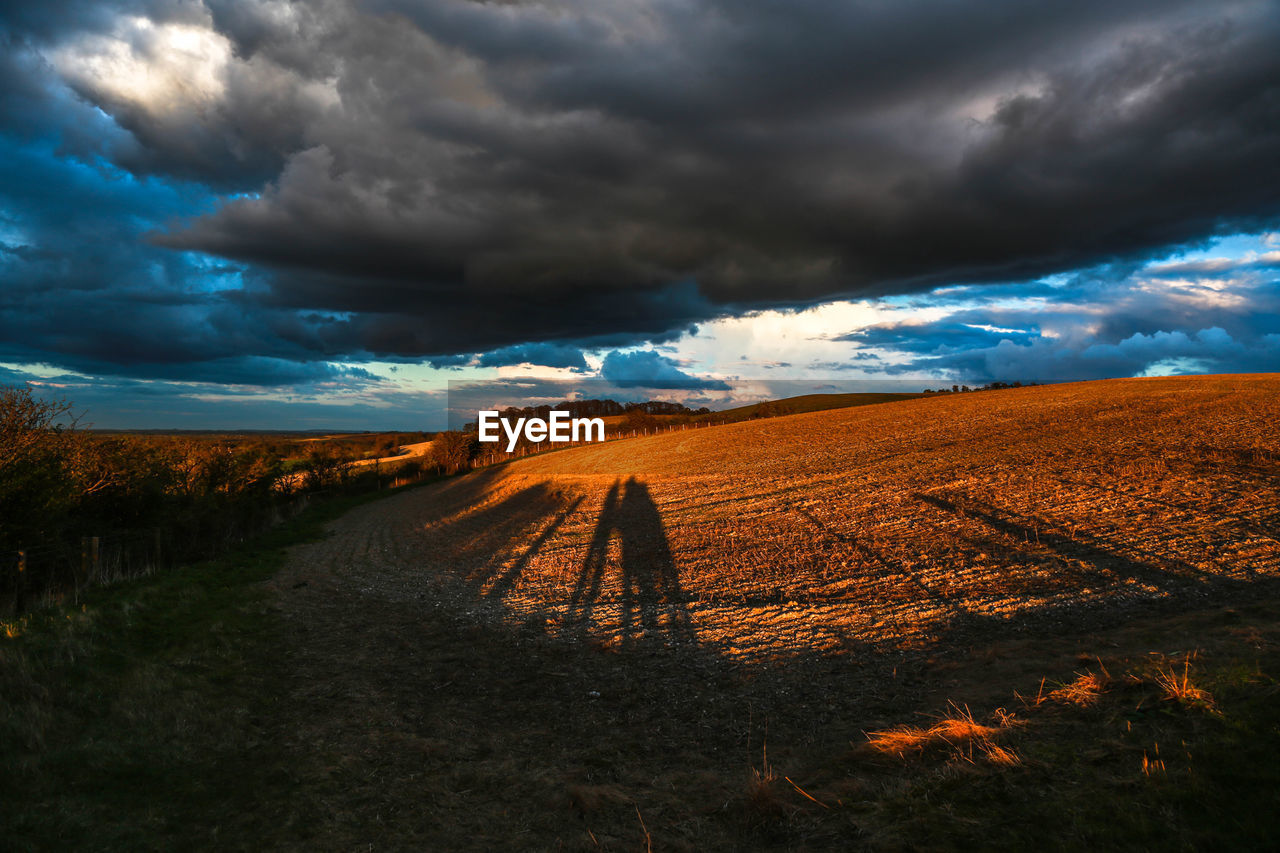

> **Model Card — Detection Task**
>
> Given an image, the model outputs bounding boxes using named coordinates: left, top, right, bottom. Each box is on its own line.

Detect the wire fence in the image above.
left=1, top=462, right=438, bottom=620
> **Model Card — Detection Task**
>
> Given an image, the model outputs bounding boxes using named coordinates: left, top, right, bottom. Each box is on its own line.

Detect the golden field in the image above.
left=317, top=374, right=1280, bottom=665
left=252, top=374, right=1280, bottom=849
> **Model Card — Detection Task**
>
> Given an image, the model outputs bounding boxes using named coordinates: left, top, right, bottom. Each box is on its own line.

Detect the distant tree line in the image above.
left=488, top=398, right=711, bottom=421
left=921, top=381, right=1038, bottom=394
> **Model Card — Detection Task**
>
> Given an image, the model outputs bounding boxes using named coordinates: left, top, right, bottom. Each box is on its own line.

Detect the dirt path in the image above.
left=347, top=440, right=436, bottom=468
left=267, top=481, right=904, bottom=850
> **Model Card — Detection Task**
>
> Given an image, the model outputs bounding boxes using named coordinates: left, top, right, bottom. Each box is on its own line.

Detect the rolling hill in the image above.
left=265, top=373, right=1280, bottom=849
left=407, top=374, right=1279, bottom=663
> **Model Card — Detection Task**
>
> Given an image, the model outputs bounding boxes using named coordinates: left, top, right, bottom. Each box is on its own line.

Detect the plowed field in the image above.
left=270, top=374, right=1280, bottom=849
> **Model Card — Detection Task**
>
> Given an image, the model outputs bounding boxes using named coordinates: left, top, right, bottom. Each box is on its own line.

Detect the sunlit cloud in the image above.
left=51, top=17, right=232, bottom=113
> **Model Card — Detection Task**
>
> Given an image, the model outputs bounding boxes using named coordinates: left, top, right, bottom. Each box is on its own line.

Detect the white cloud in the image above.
left=51, top=16, right=233, bottom=113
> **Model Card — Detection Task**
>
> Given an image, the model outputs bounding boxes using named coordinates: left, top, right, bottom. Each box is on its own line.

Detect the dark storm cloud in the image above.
left=160, top=0, right=1280, bottom=334
left=3, top=0, right=1280, bottom=378
left=476, top=342, right=587, bottom=371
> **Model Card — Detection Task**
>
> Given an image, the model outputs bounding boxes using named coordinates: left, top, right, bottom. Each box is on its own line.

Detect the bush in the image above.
left=431, top=431, right=478, bottom=474
left=1, top=385, right=439, bottom=614
left=0, top=387, right=77, bottom=551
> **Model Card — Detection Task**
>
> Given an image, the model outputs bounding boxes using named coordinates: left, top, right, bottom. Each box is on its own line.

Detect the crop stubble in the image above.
left=266, top=375, right=1280, bottom=848
left=285, top=375, right=1280, bottom=666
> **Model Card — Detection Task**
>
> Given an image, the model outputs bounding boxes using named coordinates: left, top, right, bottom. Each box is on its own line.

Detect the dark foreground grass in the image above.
left=838, top=607, right=1280, bottom=851
left=4, top=478, right=1280, bottom=850
left=0, top=489, right=399, bottom=852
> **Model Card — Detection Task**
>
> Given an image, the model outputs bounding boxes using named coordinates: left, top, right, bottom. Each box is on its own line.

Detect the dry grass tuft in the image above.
left=865, top=703, right=1019, bottom=765
left=743, top=764, right=792, bottom=827
left=1048, top=670, right=1112, bottom=706
left=740, top=736, right=798, bottom=832
left=1153, top=654, right=1215, bottom=711
left=979, top=741, right=1021, bottom=766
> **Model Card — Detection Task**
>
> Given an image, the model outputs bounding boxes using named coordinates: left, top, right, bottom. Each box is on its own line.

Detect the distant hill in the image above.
left=694, top=391, right=923, bottom=423
left=492, top=398, right=710, bottom=420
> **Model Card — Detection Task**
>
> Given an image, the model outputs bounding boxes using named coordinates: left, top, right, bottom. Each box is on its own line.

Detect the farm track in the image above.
left=267, top=375, right=1280, bottom=849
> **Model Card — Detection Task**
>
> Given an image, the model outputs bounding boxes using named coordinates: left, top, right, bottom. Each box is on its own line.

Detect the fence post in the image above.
left=154, top=528, right=163, bottom=572
left=15, top=549, right=26, bottom=615
left=91, top=536, right=101, bottom=583
left=80, top=537, right=90, bottom=592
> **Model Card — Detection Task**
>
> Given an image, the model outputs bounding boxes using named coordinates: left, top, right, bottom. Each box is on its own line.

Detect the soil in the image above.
left=264, top=375, right=1280, bottom=850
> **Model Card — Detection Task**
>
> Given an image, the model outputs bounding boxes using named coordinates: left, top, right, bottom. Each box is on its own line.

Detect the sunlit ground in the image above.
left=311, top=375, right=1280, bottom=667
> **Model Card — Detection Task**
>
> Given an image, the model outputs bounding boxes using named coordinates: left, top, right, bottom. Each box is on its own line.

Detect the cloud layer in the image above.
left=599, top=349, right=730, bottom=390
left=843, top=250, right=1280, bottom=381
left=2, top=0, right=1279, bottom=383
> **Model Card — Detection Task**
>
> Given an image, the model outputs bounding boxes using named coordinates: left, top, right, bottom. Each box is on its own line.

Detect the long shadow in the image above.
left=1050, top=472, right=1280, bottom=556
left=567, top=482, right=620, bottom=628
left=478, top=495, right=585, bottom=600
left=617, top=479, right=696, bottom=646
left=409, top=471, right=692, bottom=648
left=1188, top=445, right=1280, bottom=493
left=567, top=478, right=696, bottom=647
left=403, top=472, right=576, bottom=593
left=914, top=491, right=1213, bottom=593
left=793, top=505, right=970, bottom=620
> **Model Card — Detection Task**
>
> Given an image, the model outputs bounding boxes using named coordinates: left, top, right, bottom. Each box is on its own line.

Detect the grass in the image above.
left=1153, top=653, right=1217, bottom=710
left=854, top=636, right=1280, bottom=851
left=864, top=702, right=1021, bottom=765
left=1046, top=670, right=1112, bottom=706
left=0, top=487, right=406, bottom=851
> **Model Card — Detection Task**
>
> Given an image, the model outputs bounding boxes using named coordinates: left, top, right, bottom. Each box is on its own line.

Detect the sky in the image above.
left=1, top=0, right=1277, bottom=429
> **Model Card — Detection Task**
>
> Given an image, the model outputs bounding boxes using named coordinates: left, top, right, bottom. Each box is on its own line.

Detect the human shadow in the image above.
left=567, top=482, right=620, bottom=628
left=405, top=472, right=696, bottom=648
left=398, top=468, right=579, bottom=599
left=477, top=494, right=585, bottom=601
left=567, top=477, right=696, bottom=647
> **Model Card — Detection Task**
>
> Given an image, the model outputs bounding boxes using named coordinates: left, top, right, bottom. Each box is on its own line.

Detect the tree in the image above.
left=302, top=444, right=349, bottom=490
left=0, top=386, right=77, bottom=548
left=0, top=385, right=73, bottom=475
left=623, top=409, right=659, bottom=431
left=432, top=431, right=478, bottom=473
